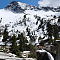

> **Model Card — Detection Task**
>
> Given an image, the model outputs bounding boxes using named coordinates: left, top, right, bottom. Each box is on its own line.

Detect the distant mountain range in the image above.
left=5, top=1, right=60, bottom=13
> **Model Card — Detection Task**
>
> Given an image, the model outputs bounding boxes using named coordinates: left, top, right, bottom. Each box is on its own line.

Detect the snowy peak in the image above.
left=17, top=2, right=28, bottom=9
left=5, top=1, right=25, bottom=13
left=4, top=1, right=60, bottom=13
left=9, top=1, right=27, bottom=9
left=5, top=1, right=40, bottom=13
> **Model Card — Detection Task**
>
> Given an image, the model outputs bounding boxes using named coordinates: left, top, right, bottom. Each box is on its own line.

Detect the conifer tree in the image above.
left=10, top=34, right=22, bottom=57
left=47, top=20, right=53, bottom=43
left=53, top=23, right=59, bottom=41
left=10, top=34, right=17, bottom=54
left=18, top=33, right=28, bottom=51
left=2, top=27, right=8, bottom=45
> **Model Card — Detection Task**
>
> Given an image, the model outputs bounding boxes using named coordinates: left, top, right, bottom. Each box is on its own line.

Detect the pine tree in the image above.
left=10, top=34, right=22, bottom=57
left=47, top=20, right=53, bottom=43
left=28, top=44, right=37, bottom=58
left=2, top=27, right=8, bottom=45
left=53, top=23, right=59, bottom=41
left=18, top=33, right=28, bottom=51
left=10, top=34, right=17, bottom=54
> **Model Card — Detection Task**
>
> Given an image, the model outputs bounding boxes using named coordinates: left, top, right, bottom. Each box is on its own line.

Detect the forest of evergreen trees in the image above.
left=0, top=15, right=60, bottom=58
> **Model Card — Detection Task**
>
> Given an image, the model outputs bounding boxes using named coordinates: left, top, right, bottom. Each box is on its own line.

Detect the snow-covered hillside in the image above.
left=0, top=1, right=60, bottom=43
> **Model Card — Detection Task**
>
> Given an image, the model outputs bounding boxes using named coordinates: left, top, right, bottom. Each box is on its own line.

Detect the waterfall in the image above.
left=46, top=51, right=54, bottom=60
left=36, top=50, right=54, bottom=60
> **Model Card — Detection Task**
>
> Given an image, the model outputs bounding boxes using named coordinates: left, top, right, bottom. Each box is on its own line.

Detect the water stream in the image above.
left=46, top=51, right=54, bottom=60
left=36, top=50, right=54, bottom=60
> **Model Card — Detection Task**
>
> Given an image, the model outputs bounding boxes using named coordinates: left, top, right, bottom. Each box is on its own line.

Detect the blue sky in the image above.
left=0, top=0, right=60, bottom=9
left=0, top=0, right=40, bottom=9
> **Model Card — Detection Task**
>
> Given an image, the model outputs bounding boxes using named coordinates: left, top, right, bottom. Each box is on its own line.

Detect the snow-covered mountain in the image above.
left=0, top=1, right=60, bottom=43
left=5, top=1, right=60, bottom=12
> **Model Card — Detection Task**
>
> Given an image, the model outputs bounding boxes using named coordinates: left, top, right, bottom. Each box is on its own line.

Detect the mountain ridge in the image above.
left=4, top=1, right=60, bottom=13
left=0, top=1, right=60, bottom=43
